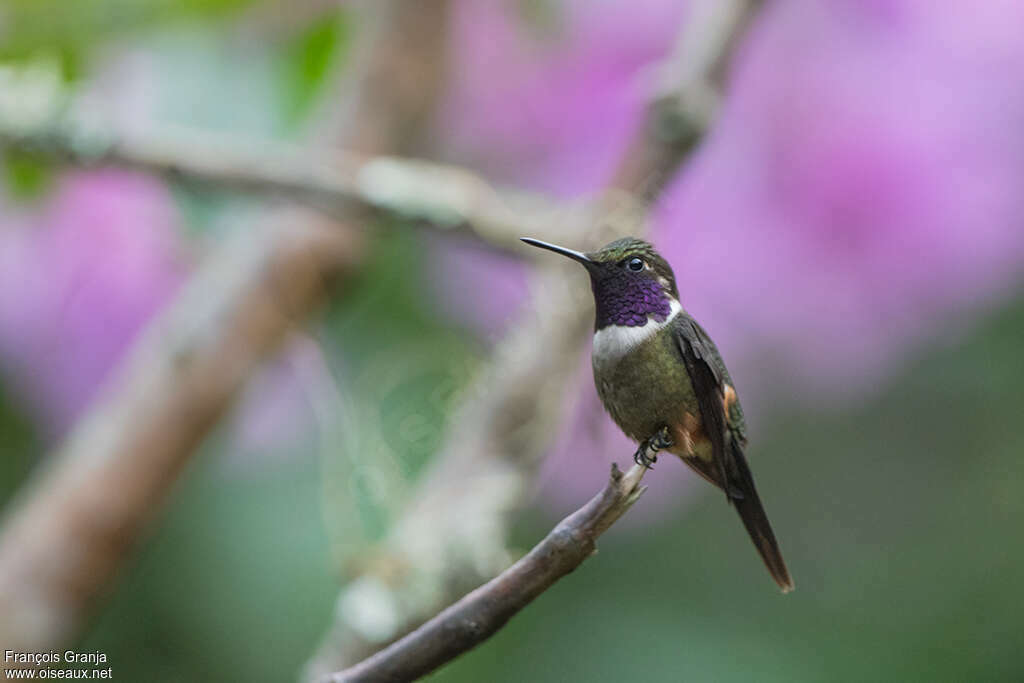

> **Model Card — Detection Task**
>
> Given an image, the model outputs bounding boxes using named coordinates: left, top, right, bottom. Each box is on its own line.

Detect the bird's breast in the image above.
left=592, top=316, right=698, bottom=445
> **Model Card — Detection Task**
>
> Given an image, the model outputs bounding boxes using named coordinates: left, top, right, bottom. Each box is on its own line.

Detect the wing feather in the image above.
left=673, top=315, right=794, bottom=592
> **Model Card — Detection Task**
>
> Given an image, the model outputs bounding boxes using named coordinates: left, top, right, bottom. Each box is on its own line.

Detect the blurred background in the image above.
left=1, top=0, right=1024, bottom=681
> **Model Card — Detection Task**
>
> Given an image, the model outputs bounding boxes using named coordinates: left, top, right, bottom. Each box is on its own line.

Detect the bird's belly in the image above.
left=593, top=331, right=699, bottom=446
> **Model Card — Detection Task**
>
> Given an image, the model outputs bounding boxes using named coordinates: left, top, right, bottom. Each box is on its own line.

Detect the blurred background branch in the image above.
left=0, top=120, right=583, bottom=255
left=612, top=0, right=761, bottom=197
left=0, top=213, right=362, bottom=655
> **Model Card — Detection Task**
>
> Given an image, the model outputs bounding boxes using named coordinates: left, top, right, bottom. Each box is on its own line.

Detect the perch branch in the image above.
left=324, top=463, right=649, bottom=683
left=301, top=204, right=602, bottom=680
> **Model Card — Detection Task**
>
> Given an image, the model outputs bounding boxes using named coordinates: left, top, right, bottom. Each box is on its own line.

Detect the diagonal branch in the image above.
left=323, top=463, right=649, bottom=683
left=612, top=0, right=762, bottom=198
left=0, top=213, right=362, bottom=657
left=0, top=0, right=458, bottom=660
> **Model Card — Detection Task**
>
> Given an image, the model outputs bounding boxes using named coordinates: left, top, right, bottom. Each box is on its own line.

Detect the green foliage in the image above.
left=325, top=229, right=483, bottom=409
left=2, top=152, right=55, bottom=200
left=317, top=230, right=482, bottom=558
left=0, top=0, right=259, bottom=68
left=514, top=0, right=566, bottom=39
left=80, top=454, right=338, bottom=683
left=278, top=8, right=352, bottom=129
left=0, top=380, right=37, bottom=509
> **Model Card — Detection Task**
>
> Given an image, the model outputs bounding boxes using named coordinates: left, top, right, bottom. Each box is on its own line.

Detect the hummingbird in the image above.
left=522, top=236, right=793, bottom=592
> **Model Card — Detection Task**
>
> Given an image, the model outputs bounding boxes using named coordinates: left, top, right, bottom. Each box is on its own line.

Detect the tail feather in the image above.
left=727, top=442, right=794, bottom=593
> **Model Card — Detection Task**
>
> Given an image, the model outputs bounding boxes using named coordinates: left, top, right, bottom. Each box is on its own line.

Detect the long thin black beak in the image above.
left=520, top=237, right=592, bottom=266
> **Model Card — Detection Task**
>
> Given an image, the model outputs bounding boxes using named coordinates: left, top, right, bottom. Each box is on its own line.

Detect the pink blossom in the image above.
left=436, top=0, right=1024, bottom=511
left=0, top=170, right=185, bottom=436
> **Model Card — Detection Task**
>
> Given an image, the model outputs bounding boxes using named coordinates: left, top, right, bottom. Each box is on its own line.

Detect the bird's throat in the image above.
left=592, top=299, right=681, bottom=367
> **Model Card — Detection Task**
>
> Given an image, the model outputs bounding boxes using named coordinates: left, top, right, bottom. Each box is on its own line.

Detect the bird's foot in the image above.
left=634, top=427, right=673, bottom=469
left=633, top=444, right=657, bottom=469
left=650, top=426, right=673, bottom=451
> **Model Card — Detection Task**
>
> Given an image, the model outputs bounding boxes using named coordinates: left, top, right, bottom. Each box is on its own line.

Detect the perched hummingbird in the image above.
left=522, top=236, right=793, bottom=592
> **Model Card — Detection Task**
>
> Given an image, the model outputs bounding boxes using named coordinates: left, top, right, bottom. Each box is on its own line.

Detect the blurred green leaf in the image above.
left=80, top=453, right=338, bottom=682
left=278, top=8, right=352, bottom=128
left=3, top=152, right=55, bottom=199
left=0, top=380, right=38, bottom=509
left=0, top=0, right=259, bottom=64
left=514, top=0, right=566, bottom=39
left=317, top=229, right=482, bottom=563
left=74, top=229, right=488, bottom=682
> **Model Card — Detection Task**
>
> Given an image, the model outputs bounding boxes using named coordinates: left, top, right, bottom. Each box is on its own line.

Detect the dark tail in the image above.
left=727, top=442, right=794, bottom=593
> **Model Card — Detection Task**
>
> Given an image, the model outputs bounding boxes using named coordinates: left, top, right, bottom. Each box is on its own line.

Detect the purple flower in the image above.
left=655, top=0, right=1024, bottom=398
left=433, top=0, right=686, bottom=341
left=0, top=169, right=185, bottom=436
left=441, top=0, right=686, bottom=194
left=435, top=0, right=1024, bottom=513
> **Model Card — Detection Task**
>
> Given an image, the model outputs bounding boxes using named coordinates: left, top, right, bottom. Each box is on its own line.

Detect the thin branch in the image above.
left=324, top=0, right=450, bottom=155
left=0, top=213, right=362, bottom=656
left=324, top=463, right=649, bottom=683
left=0, top=3, right=576, bottom=256
left=0, top=122, right=582, bottom=256
left=612, top=0, right=762, bottom=198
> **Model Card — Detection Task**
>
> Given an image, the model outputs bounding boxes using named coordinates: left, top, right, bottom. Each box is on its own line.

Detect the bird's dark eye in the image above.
left=627, top=257, right=644, bottom=272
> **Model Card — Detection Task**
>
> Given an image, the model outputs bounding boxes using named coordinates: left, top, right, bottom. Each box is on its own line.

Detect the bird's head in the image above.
left=521, top=236, right=678, bottom=330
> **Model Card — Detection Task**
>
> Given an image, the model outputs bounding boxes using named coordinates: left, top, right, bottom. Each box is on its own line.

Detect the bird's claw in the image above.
left=634, top=427, right=673, bottom=469
left=650, top=426, right=673, bottom=451
left=633, top=445, right=657, bottom=469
